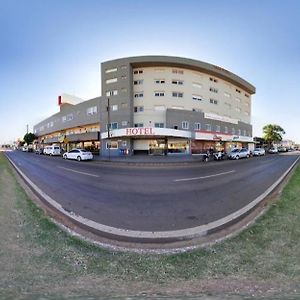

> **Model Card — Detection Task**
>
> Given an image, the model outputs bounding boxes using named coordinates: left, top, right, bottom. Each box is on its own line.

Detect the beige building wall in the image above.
left=133, top=66, right=251, bottom=126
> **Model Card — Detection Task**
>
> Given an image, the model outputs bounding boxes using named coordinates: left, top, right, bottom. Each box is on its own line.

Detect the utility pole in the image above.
left=107, top=97, right=111, bottom=160
left=26, top=124, right=29, bottom=134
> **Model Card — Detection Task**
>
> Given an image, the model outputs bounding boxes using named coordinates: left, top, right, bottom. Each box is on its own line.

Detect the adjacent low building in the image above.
left=34, top=94, right=100, bottom=153
left=34, top=56, right=256, bottom=156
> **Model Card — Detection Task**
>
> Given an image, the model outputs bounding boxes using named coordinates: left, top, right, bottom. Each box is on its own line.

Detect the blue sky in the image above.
left=0, top=0, right=299, bottom=144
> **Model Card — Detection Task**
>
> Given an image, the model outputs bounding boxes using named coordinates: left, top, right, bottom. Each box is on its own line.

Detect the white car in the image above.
left=228, top=148, right=250, bottom=160
left=268, top=147, right=278, bottom=154
left=253, top=148, right=266, bottom=156
left=63, top=149, right=93, bottom=161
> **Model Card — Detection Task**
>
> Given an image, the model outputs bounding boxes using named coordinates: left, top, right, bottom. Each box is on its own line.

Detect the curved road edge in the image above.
left=5, top=154, right=300, bottom=249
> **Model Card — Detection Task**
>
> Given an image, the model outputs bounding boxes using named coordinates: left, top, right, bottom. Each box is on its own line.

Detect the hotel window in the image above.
left=236, top=88, right=241, bottom=93
left=133, top=69, right=143, bottom=74
left=245, top=93, right=249, bottom=98
left=172, top=69, right=184, bottom=74
left=192, top=95, right=202, bottom=101
left=243, top=130, right=247, bottom=136
left=238, top=129, right=241, bottom=135
left=62, top=116, right=67, bottom=122
left=106, top=141, right=118, bottom=149
left=194, top=123, right=201, bottom=130
left=106, top=122, right=118, bottom=130
left=87, top=106, right=97, bottom=115
left=182, top=121, right=189, bottom=129
left=67, top=114, right=73, bottom=121
left=121, top=121, right=128, bottom=126
left=154, top=79, right=165, bottom=84
left=106, top=78, right=118, bottom=84
left=192, top=82, right=202, bottom=89
left=111, top=105, right=118, bottom=111
left=134, top=123, right=144, bottom=127
left=192, top=108, right=202, bottom=112
left=154, top=91, right=165, bottom=97
left=209, top=98, right=218, bottom=105
left=216, top=125, right=221, bottom=132
left=232, top=128, right=235, bottom=134
left=205, top=124, right=212, bottom=131
left=154, top=123, right=164, bottom=128
left=133, top=79, right=143, bottom=85
left=172, top=80, right=184, bottom=85
left=134, top=92, right=144, bottom=98
left=172, top=92, right=184, bottom=98
left=134, top=106, right=144, bottom=112
left=209, top=87, right=218, bottom=93
left=121, top=75, right=127, bottom=79
left=209, top=77, right=218, bottom=83
left=105, top=67, right=117, bottom=74
left=224, top=126, right=228, bottom=133
left=106, top=90, right=118, bottom=97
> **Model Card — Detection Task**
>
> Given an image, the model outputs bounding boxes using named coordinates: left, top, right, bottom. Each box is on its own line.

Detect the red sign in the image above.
left=126, top=127, right=154, bottom=136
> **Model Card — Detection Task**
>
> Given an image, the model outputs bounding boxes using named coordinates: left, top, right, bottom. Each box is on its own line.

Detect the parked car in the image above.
left=43, top=145, right=61, bottom=156
left=63, top=149, right=93, bottom=161
left=22, top=146, right=28, bottom=152
left=35, top=148, right=44, bottom=155
left=228, top=148, right=250, bottom=160
left=268, top=147, right=278, bottom=154
left=253, top=148, right=266, bottom=156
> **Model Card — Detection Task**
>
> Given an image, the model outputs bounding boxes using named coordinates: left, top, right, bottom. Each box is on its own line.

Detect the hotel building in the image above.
left=34, top=56, right=255, bottom=156
left=100, top=56, right=255, bottom=156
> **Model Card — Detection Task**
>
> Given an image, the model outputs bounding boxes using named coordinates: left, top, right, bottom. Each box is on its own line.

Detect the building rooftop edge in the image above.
left=102, top=55, right=255, bottom=94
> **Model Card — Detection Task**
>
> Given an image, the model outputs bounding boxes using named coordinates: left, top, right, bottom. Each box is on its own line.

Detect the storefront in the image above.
left=101, top=127, right=191, bottom=156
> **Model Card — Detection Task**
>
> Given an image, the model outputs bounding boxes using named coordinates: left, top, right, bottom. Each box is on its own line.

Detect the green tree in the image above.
left=23, top=132, right=36, bottom=145
left=263, top=124, right=285, bottom=147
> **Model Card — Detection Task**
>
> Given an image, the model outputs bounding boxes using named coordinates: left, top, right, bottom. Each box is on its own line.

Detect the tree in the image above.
left=23, top=132, right=36, bottom=145
left=263, top=124, right=285, bottom=147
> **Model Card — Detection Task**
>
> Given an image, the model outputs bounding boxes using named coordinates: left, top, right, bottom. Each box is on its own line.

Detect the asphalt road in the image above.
left=6, top=151, right=299, bottom=232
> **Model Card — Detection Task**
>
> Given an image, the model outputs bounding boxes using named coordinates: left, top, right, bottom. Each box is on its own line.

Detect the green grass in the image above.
left=0, top=152, right=300, bottom=299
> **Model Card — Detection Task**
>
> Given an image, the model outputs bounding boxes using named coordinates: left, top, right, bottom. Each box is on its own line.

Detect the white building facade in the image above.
left=100, top=56, right=255, bottom=156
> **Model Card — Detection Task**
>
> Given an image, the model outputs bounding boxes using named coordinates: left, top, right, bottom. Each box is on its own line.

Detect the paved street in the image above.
left=6, top=151, right=299, bottom=232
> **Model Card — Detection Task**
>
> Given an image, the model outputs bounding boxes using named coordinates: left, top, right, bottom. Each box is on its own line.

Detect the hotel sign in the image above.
left=125, top=127, right=154, bottom=136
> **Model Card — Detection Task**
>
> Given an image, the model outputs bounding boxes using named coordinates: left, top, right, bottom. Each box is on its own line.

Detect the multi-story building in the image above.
left=34, top=56, right=255, bottom=157
left=34, top=94, right=100, bottom=153
left=100, top=56, right=255, bottom=156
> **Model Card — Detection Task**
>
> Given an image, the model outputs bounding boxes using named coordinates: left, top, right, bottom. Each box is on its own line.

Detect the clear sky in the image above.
left=0, top=0, right=299, bottom=144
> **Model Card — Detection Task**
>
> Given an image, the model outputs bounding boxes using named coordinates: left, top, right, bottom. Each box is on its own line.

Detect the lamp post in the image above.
left=107, top=97, right=111, bottom=160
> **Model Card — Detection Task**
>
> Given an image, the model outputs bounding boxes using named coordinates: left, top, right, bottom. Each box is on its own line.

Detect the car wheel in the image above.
left=236, top=155, right=239, bottom=160
left=77, top=156, right=81, bottom=162
left=63, top=155, right=67, bottom=159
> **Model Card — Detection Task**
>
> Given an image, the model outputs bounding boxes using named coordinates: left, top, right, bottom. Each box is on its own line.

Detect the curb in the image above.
left=6, top=154, right=300, bottom=246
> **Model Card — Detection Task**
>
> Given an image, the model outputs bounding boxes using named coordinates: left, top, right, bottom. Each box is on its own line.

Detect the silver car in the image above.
left=253, top=148, right=266, bottom=156
left=228, top=148, right=250, bottom=160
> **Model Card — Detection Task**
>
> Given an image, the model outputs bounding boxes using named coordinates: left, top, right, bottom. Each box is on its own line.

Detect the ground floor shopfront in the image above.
left=100, top=127, right=254, bottom=157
